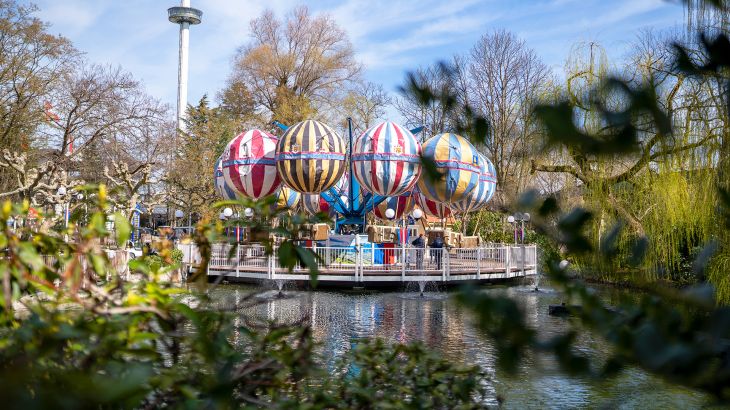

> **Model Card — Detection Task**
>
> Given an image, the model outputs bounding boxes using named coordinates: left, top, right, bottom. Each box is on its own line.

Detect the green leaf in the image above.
left=296, top=246, right=319, bottom=288
left=114, top=212, right=131, bottom=247
left=18, top=242, right=45, bottom=272
left=90, top=253, right=106, bottom=276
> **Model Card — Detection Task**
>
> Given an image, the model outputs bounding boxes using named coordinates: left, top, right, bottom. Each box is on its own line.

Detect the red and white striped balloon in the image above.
left=415, top=190, right=451, bottom=219
left=223, top=129, right=281, bottom=200
left=352, top=121, right=422, bottom=197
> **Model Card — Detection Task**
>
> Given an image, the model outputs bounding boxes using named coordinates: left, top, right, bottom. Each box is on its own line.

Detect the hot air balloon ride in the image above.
left=352, top=121, right=421, bottom=197
left=272, top=119, right=425, bottom=232
left=415, top=190, right=451, bottom=219
left=416, top=133, right=481, bottom=205
left=450, top=153, right=497, bottom=214
left=222, top=129, right=281, bottom=200
left=275, top=120, right=347, bottom=194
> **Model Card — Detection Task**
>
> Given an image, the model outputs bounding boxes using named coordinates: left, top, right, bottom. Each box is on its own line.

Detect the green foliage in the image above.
left=0, top=187, right=490, bottom=408
left=170, top=248, right=184, bottom=265
left=306, top=339, right=488, bottom=409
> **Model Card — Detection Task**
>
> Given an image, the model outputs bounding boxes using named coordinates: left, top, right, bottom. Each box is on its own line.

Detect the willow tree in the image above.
left=682, top=0, right=730, bottom=300
left=532, top=37, right=720, bottom=280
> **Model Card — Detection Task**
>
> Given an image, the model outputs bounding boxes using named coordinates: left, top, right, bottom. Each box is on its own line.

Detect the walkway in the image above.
left=179, top=243, right=538, bottom=287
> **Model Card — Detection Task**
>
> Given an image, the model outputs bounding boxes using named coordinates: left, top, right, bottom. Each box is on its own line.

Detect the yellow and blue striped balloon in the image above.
left=271, top=186, right=300, bottom=212
left=275, top=120, right=347, bottom=194
left=416, top=133, right=481, bottom=204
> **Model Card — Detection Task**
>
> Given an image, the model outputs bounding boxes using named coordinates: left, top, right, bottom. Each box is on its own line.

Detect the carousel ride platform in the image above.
left=177, top=238, right=538, bottom=288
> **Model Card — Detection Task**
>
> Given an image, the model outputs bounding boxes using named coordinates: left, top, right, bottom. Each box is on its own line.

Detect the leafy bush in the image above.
left=0, top=193, right=489, bottom=409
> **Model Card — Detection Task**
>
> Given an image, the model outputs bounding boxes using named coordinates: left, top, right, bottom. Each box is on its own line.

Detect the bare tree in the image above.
left=464, top=30, right=553, bottom=205
left=40, top=64, right=168, bottom=161
left=394, top=63, right=458, bottom=140
left=0, top=1, right=78, bottom=191
left=340, top=81, right=392, bottom=136
left=225, top=6, right=361, bottom=125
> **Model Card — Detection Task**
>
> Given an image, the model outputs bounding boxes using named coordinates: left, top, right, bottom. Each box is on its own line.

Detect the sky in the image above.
left=29, top=0, right=687, bottom=116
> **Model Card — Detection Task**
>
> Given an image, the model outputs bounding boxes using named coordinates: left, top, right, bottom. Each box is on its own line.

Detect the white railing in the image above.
left=186, top=243, right=538, bottom=283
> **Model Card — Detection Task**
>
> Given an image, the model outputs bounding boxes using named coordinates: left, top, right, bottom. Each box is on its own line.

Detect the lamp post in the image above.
left=174, top=209, right=184, bottom=226
left=412, top=208, right=423, bottom=221
left=76, top=193, right=86, bottom=226
left=507, top=212, right=530, bottom=245
left=220, top=207, right=234, bottom=240
left=507, top=212, right=530, bottom=279
left=56, top=186, right=84, bottom=228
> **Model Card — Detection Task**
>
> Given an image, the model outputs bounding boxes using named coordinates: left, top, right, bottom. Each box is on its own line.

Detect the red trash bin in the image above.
left=382, top=243, right=396, bottom=265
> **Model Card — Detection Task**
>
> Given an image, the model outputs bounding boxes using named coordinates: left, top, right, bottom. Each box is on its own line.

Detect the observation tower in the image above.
left=168, top=0, right=202, bottom=132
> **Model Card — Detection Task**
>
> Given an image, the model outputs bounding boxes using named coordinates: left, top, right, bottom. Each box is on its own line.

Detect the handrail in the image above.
left=187, top=243, right=539, bottom=283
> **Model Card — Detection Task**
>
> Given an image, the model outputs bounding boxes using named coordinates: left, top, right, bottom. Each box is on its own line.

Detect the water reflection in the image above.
left=211, top=284, right=707, bottom=409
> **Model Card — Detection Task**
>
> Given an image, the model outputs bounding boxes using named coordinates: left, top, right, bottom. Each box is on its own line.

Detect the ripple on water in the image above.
left=214, top=284, right=709, bottom=408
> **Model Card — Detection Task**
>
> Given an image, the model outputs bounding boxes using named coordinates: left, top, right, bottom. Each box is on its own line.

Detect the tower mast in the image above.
left=168, top=0, right=202, bottom=132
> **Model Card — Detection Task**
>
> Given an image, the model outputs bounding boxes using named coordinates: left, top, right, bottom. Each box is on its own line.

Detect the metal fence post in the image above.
left=476, top=248, right=481, bottom=280
left=504, top=246, right=510, bottom=277
left=442, top=249, right=447, bottom=282
left=401, top=246, right=406, bottom=282
left=358, top=244, right=363, bottom=282
left=521, top=245, right=526, bottom=278
left=235, top=245, right=240, bottom=278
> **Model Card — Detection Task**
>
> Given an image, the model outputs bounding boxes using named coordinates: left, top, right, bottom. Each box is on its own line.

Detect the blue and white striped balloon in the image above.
left=214, top=156, right=238, bottom=200
left=451, top=153, right=497, bottom=213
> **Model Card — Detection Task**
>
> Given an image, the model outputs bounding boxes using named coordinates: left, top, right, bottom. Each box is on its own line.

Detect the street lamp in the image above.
left=76, top=193, right=87, bottom=226
left=56, top=186, right=70, bottom=228
left=507, top=212, right=530, bottom=244
left=223, top=207, right=233, bottom=218
left=244, top=207, right=254, bottom=218
left=385, top=208, right=395, bottom=220
left=411, top=208, right=423, bottom=221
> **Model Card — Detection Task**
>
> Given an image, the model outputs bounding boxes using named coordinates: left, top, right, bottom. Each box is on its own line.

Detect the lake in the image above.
left=210, top=282, right=708, bottom=409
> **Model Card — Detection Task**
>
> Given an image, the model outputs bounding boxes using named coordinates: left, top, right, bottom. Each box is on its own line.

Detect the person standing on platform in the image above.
left=411, top=233, right=425, bottom=270
left=431, top=235, right=444, bottom=270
